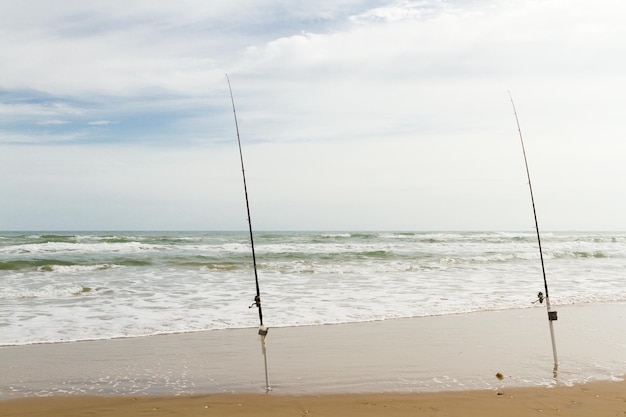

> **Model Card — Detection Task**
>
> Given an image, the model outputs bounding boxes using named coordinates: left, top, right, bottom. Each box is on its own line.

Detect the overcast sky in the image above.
left=1, top=0, right=625, bottom=231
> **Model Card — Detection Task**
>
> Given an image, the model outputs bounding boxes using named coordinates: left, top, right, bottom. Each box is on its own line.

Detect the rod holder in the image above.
left=548, top=311, right=558, bottom=321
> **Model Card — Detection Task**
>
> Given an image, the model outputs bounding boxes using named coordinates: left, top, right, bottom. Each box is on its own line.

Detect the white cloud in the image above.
left=36, top=119, right=70, bottom=125
left=0, top=102, right=85, bottom=117
left=350, top=0, right=449, bottom=23
left=2, top=0, right=626, bottom=230
left=88, top=120, right=114, bottom=126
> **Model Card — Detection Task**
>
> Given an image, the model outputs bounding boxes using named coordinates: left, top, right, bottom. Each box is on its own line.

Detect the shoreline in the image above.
left=1, top=299, right=618, bottom=347
left=1, top=302, right=625, bottom=399
left=3, top=379, right=626, bottom=417
left=2, top=300, right=624, bottom=350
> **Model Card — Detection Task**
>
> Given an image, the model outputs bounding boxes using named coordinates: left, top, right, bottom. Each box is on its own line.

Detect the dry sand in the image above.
left=3, top=380, right=626, bottom=417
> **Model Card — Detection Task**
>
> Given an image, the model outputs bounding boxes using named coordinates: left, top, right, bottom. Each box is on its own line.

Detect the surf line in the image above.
left=508, top=91, right=559, bottom=375
left=226, top=74, right=271, bottom=392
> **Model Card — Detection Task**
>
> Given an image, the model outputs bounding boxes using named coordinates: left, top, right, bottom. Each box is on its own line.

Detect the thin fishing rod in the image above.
left=226, top=74, right=264, bottom=327
left=508, top=91, right=558, bottom=372
left=226, top=74, right=270, bottom=392
left=509, top=92, right=549, bottom=301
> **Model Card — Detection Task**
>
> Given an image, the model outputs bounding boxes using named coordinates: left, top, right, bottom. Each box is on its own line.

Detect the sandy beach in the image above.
left=2, top=302, right=625, bottom=415
left=3, top=380, right=626, bottom=417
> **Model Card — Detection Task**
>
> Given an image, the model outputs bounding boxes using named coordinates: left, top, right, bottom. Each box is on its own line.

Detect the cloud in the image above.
left=350, top=0, right=449, bottom=23
left=0, top=101, right=85, bottom=117
left=88, top=120, right=114, bottom=126
left=36, top=119, right=70, bottom=125
left=3, top=0, right=624, bottom=104
left=0, top=0, right=387, bottom=98
left=2, top=0, right=626, bottom=230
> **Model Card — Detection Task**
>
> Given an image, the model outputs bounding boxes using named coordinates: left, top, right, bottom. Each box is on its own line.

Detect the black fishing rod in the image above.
left=226, top=73, right=270, bottom=392
left=508, top=91, right=558, bottom=374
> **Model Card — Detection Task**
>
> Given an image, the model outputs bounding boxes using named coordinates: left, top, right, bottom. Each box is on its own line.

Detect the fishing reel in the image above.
left=532, top=291, right=558, bottom=321
left=249, top=295, right=261, bottom=309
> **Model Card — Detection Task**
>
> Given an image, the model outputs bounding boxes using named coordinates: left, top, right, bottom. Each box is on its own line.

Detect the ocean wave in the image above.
left=0, top=259, right=124, bottom=272
left=200, top=263, right=240, bottom=271
left=3, top=231, right=626, bottom=346
left=0, top=241, right=165, bottom=256
left=0, top=259, right=75, bottom=271
left=552, top=251, right=608, bottom=259
left=317, top=233, right=352, bottom=239
left=0, top=285, right=92, bottom=300
left=37, top=264, right=117, bottom=273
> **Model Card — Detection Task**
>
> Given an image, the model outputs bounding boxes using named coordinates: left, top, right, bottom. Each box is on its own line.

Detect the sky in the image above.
left=1, top=0, right=626, bottom=231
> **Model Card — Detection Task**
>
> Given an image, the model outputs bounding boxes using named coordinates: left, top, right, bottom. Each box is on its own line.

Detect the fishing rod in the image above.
left=226, top=73, right=270, bottom=392
left=508, top=91, right=558, bottom=374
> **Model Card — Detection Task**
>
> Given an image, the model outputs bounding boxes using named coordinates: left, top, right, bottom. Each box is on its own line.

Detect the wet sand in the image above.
left=3, top=380, right=626, bottom=417
left=1, top=303, right=625, bottom=415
